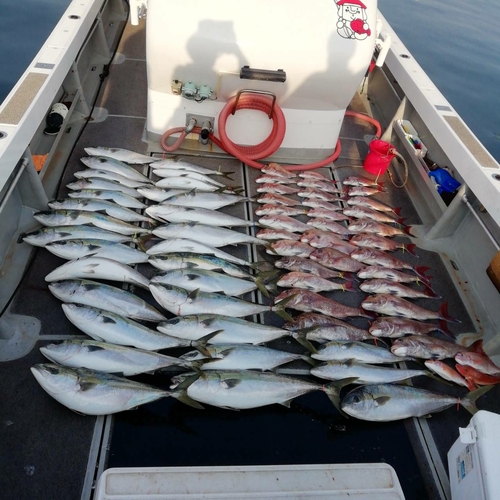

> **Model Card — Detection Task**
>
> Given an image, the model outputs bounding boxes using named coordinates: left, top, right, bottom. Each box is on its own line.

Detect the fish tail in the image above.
left=467, top=339, right=485, bottom=355
left=460, top=385, right=493, bottom=415
left=254, top=277, right=271, bottom=298
left=220, top=171, right=235, bottom=181
left=424, top=284, right=441, bottom=299
left=292, top=329, right=318, bottom=354
left=272, top=293, right=297, bottom=322
left=323, top=378, right=358, bottom=416
left=191, top=330, right=223, bottom=356
left=436, top=320, right=456, bottom=339
left=465, top=378, right=478, bottom=392
left=403, top=225, right=416, bottom=237
left=360, top=307, right=377, bottom=320
left=338, top=271, right=358, bottom=282
left=414, top=266, right=431, bottom=279
left=439, top=302, right=461, bottom=324
left=396, top=217, right=406, bottom=226
left=378, top=181, right=386, bottom=191
left=168, top=373, right=205, bottom=409
left=264, top=242, right=277, bottom=255
left=300, top=354, right=319, bottom=366
left=393, top=207, right=403, bottom=216
left=340, top=281, right=355, bottom=292
left=403, top=243, right=418, bottom=256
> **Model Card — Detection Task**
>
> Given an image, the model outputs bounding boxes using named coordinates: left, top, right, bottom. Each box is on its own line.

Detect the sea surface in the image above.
left=0, top=0, right=498, bottom=162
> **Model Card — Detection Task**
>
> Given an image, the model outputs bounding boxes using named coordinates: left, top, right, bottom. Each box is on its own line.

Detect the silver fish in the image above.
left=34, top=210, right=149, bottom=235
left=153, top=223, right=263, bottom=247
left=67, top=179, right=141, bottom=198
left=311, top=360, right=429, bottom=384
left=74, top=169, right=150, bottom=188
left=157, top=314, right=293, bottom=345
left=149, top=284, right=292, bottom=319
left=155, top=176, right=235, bottom=192
left=182, top=370, right=340, bottom=410
left=150, top=269, right=259, bottom=297
left=67, top=189, right=146, bottom=209
left=50, top=280, right=165, bottom=322
left=31, top=364, right=168, bottom=415
left=153, top=170, right=225, bottom=187
left=84, top=147, right=156, bottom=164
left=151, top=159, right=234, bottom=179
left=60, top=304, right=202, bottom=351
left=362, top=295, right=459, bottom=323
left=80, top=156, right=153, bottom=183
left=165, top=190, right=249, bottom=210
left=146, top=204, right=254, bottom=227
left=23, top=226, right=132, bottom=247
left=341, top=384, right=490, bottom=421
left=181, top=344, right=311, bottom=371
left=146, top=239, right=253, bottom=268
left=46, top=256, right=150, bottom=289
left=40, top=340, right=192, bottom=375
left=312, top=341, right=407, bottom=364
left=45, top=239, right=148, bottom=265
left=137, top=187, right=185, bottom=202
left=48, top=198, right=153, bottom=223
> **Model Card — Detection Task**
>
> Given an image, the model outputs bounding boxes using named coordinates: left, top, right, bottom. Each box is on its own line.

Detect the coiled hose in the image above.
left=160, top=94, right=382, bottom=172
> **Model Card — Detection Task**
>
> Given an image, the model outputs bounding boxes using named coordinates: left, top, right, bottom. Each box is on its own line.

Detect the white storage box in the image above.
left=447, top=410, right=500, bottom=500
left=94, top=463, right=405, bottom=499
left=397, top=120, right=428, bottom=157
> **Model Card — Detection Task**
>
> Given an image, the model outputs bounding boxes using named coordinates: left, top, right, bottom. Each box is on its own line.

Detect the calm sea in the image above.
left=0, top=0, right=498, bottom=161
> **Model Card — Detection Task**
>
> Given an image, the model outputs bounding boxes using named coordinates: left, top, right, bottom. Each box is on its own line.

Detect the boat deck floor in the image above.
left=2, top=18, right=499, bottom=500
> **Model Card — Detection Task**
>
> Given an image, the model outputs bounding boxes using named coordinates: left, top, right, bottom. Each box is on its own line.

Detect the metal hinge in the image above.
left=130, top=0, right=147, bottom=26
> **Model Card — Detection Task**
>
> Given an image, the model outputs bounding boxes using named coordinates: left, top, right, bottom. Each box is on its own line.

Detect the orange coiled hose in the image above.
left=160, top=95, right=382, bottom=171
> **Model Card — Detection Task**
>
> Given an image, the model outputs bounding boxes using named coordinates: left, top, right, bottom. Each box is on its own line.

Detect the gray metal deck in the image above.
left=1, top=13, right=500, bottom=500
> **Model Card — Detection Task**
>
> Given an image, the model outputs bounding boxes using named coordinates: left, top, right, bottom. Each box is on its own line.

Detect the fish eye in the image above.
left=352, top=395, right=361, bottom=404
left=98, top=158, right=106, bottom=163
left=169, top=318, right=180, bottom=325
left=45, top=366, right=60, bottom=375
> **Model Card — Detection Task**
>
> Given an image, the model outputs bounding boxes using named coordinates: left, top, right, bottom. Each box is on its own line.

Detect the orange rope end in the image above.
left=32, top=154, right=49, bottom=172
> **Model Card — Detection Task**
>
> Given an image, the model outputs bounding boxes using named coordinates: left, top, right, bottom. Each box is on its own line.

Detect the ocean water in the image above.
left=0, top=0, right=498, bottom=162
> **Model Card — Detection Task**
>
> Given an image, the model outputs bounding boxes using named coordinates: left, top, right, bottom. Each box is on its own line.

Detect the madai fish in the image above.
left=342, top=176, right=385, bottom=188
left=61, top=304, right=211, bottom=351
left=31, top=364, right=170, bottom=415
left=349, top=233, right=417, bottom=256
left=347, top=220, right=414, bottom=237
left=341, top=384, right=491, bottom=422
left=390, top=336, right=471, bottom=360
left=361, top=295, right=459, bottom=323
left=275, top=289, right=372, bottom=320
left=359, top=279, right=439, bottom=300
left=309, top=247, right=365, bottom=273
left=255, top=174, right=297, bottom=185
left=45, top=256, right=150, bottom=290
left=84, top=147, right=156, bottom=164
left=80, top=156, right=153, bottom=183
left=369, top=317, right=452, bottom=338
left=49, top=280, right=166, bottom=322
left=357, top=266, right=431, bottom=285
left=149, top=284, right=294, bottom=320
left=40, top=340, right=193, bottom=376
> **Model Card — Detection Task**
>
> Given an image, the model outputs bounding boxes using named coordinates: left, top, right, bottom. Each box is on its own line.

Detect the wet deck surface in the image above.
left=2, top=14, right=500, bottom=500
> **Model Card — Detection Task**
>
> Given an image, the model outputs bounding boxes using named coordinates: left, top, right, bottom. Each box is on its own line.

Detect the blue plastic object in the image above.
left=428, top=168, right=461, bottom=194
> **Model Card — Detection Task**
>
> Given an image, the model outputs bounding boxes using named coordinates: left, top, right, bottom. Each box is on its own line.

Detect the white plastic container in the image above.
left=447, top=410, right=500, bottom=500
left=94, top=463, right=405, bottom=499
left=397, top=120, right=428, bottom=157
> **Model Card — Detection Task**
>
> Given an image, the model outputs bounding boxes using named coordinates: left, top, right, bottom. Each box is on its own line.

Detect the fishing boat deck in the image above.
left=2, top=11, right=500, bottom=500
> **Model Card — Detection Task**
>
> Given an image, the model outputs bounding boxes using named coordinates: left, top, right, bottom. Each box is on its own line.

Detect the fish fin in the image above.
left=102, top=316, right=117, bottom=324
left=403, top=243, right=418, bottom=256
left=341, top=281, right=354, bottom=292
left=272, top=293, right=297, bottom=322
left=86, top=344, right=106, bottom=352
left=436, top=321, right=456, bottom=339
left=393, top=207, right=402, bottom=216
left=360, top=308, right=377, bottom=320
left=79, top=381, right=98, bottom=391
left=221, top=379, right=242, bottom=389
left=396, top=217, right=406, bottom=226
left=264, top=242, right=277, bottom=255
left=424, top=284, right=441, bottom=299
left=279, top=399, right=293, bottom=408
left=403, top=225, right=415, bottom=237
left=343, top=359, right=356, bottom=367
left=461, top=385, right=493, bottom=415
left=187, top=288, right=200, bottom=301
left=323, top=379, right=357, bottom=417
left=468, top=339, right=485, bottom=355
left=420, top=414, right=433, bottom=419
left=465, top=380, right=478, bottom=392
left=374, top=396, right=391, bottom=406
left=82, top=263, right=100, bottom=273
left=439, top=302, right=461, bottom=324
left=172, top=393, right=205, bottom=410
left=254, top=277, right=270, bottom=298
left=293, top=332, right=318, bottom=354
left=185, top=273, right=202, bottom=281
left=192, top=330, right=224, bottom=356
left=301, top=354, right=319, bottom=366
left=414, top=266, right=431, bottom=278
left=220, top=171, right=235, bottom=181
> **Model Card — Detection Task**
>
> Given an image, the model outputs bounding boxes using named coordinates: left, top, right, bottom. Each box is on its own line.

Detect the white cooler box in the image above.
left=448, top=410, right=500, bottom=500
